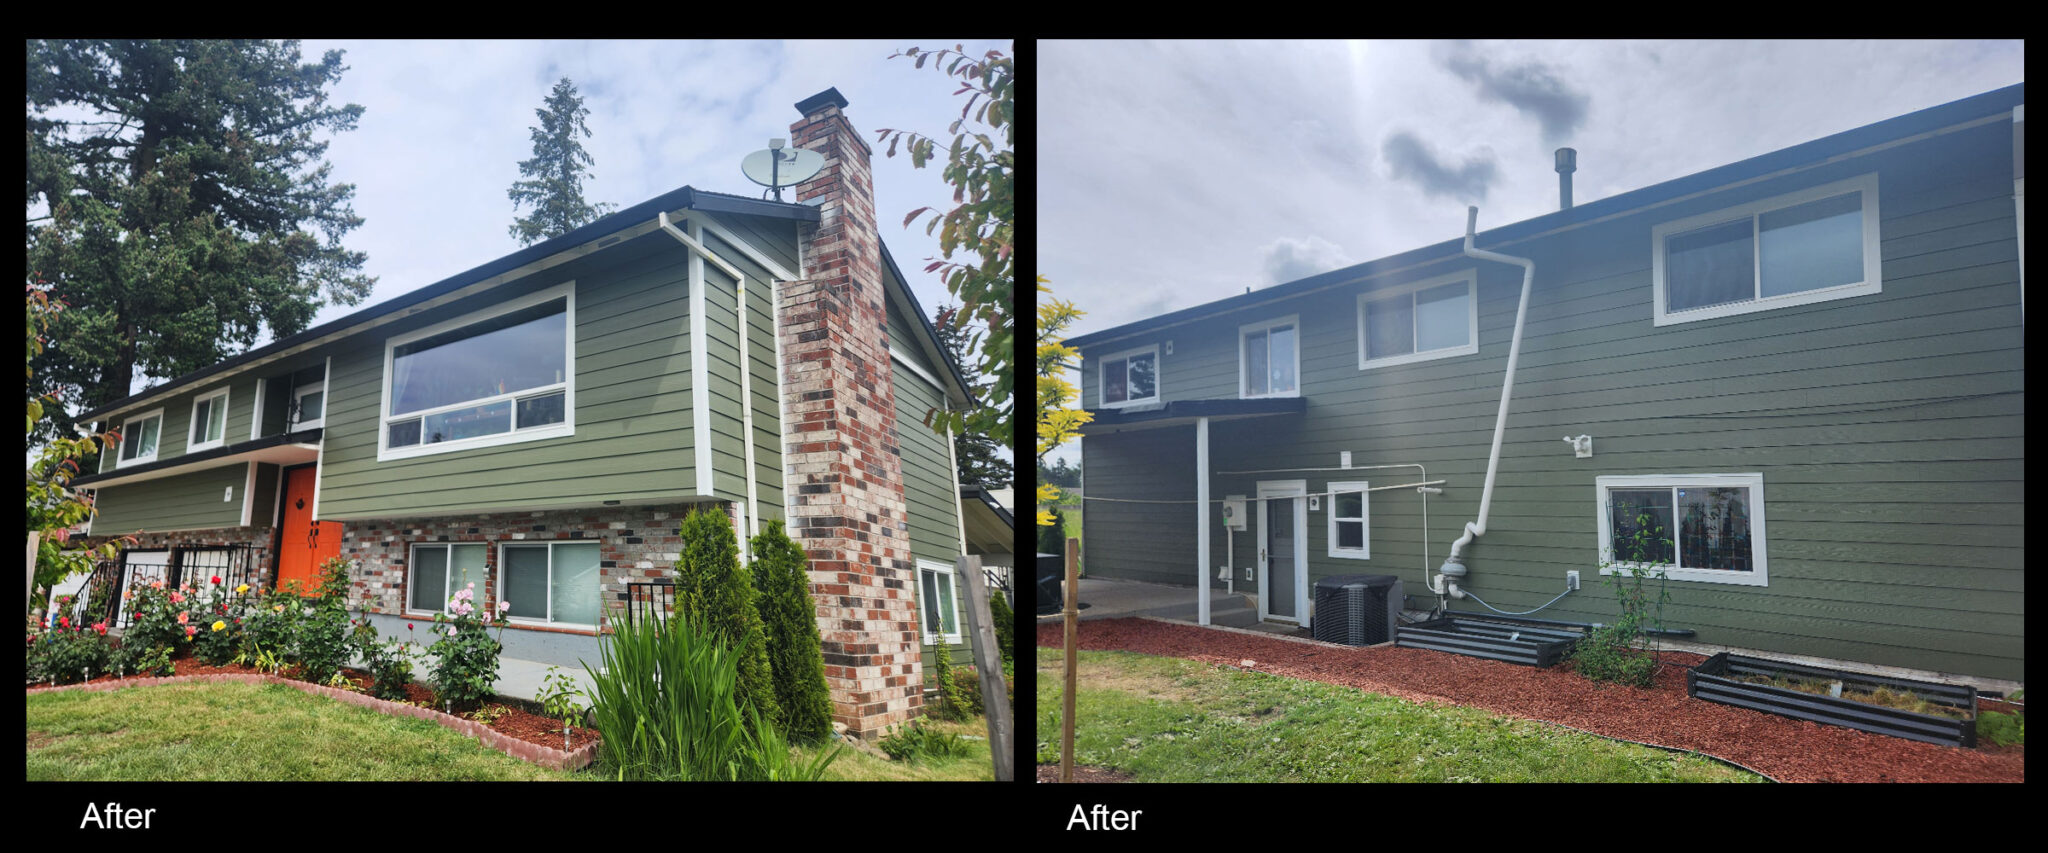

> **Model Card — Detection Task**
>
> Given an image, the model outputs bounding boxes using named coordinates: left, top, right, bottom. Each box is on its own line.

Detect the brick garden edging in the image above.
left=27, top=673, right=599, bottom=771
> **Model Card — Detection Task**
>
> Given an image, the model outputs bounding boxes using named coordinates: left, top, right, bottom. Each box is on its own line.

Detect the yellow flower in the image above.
left=212, top=621, right=227, bottom=632
left=273, top=605, right=285, bottom=613
left=236, top=584, right=249, bottom=594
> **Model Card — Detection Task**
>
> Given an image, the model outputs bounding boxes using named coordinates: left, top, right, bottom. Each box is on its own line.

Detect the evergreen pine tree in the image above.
left=673, top=508, right=780, bottom=727
left=932, top=305, right=1012, bottom=487
left=507, top=77, right=616, bottom=247
left=27, top=39, right=375, bottom=447
left=748, top=520, right=835, bottom=744
left=986, top=578, right=1014, bottom=671
left=1037, top=505, right=1067, bottom=556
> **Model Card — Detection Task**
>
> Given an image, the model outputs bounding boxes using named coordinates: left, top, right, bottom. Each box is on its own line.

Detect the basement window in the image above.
left=1357, top=271, right=1479, bottom=369
left=408, top=542, right=489, bottom=615
left=1326, top=481, right=1370, bottom=560
left=499, top=541, right=601, bottom=628
left=1652, top=173, right=1881, bottom=326
left=1239, top=315, right=1300, bottom=398
left=1097, top=344, right=1160, bottom=408
left=1595, top=473, right=1768, bottom=587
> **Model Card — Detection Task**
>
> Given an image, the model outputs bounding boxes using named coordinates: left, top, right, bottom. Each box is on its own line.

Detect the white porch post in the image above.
left=1196, top=416, right=1210, bottom=626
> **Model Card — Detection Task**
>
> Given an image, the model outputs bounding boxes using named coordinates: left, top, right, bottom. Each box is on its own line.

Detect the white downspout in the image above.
left=1441, top=206, right=1537, bottom=600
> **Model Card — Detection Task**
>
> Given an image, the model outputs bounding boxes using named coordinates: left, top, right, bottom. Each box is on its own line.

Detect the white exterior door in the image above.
left=1256, top=480, right=1309, bottom=622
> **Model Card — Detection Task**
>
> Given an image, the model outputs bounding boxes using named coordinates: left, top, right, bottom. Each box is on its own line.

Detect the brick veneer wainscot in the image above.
left=339, top=503, right=734, bottom=626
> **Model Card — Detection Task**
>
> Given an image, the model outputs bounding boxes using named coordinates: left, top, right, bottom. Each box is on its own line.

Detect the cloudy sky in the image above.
left=1038, top=38, right=2023, bottom=467
left=284, top=38, right=1010, bottom=352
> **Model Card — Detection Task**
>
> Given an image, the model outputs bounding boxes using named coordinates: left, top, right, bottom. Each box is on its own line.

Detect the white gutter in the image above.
left=1441, top=207, right=1538, bottom=600
left=660, top=211, right=764, bottom=530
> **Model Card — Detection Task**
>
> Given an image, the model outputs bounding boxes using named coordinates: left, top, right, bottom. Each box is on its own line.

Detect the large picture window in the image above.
left=380, top=282, right=575, bottom=460
left=1097, top=344, right=1160, bottom=408
left=1652, top=174, right=1881, bottom=326
left=1358, top=271, right=1479, bottom=369
left=1239, top=315, right=1300, bottom=399
left=1596, top=474, right=1768, bottom=587
left=499, top=541, right=601, bottom=627
left=409, top=543, right=489, bottom=614
left=116, top=409, right=164, bottom=468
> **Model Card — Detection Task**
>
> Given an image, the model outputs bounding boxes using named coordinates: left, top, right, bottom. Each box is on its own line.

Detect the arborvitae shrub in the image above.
left=674, top=507, right=780, bottom=728
left=749, top=520, right=834, bottom=744
left=986, top=582, right=1015, bottom=670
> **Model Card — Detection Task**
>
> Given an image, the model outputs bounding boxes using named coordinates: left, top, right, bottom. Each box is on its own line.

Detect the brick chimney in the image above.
left=779, top=87, right=924, bottom=738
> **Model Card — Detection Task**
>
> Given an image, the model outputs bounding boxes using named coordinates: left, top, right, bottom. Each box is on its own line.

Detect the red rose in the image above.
left=211, top=576, right=222, bottom=585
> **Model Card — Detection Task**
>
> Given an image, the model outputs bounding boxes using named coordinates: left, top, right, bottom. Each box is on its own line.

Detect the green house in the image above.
left=1069, top=85, right=2024, bottom=686
left=67, top=88, right=988, bottom=737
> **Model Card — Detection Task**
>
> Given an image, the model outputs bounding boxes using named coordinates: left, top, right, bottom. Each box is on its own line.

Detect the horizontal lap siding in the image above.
left=318, top=235, right=700, bottom=518
left=1087, top=120, right=2023, bottom=680
left=894, top=366, right=960, bottom=566
left=1081, top=425, right=1197, bottom=587
left=91, top=463, right=249, bottom=534
left=703, top=232, right=786, bottom=521
left=699, top=263, right=751, bottom=503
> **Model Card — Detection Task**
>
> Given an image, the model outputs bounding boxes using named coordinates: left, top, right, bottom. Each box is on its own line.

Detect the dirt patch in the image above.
left=1039, top=654, right=1203, bottom=705
left=1036, top=763, right=1136, bottom=783
left=26, top=731, right=70, bottom=750
left=1038, top=618, right=2024, bottom=783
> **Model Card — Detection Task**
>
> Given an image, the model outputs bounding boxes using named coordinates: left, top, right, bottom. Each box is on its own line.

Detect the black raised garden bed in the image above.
left=1688, top=652, right=1978, bottom=748
left=1395, top=617, right=1581, bottom=667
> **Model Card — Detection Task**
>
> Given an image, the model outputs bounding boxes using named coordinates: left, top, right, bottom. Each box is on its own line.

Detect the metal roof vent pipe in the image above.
left=1555, top=147, right=1577, bottom=210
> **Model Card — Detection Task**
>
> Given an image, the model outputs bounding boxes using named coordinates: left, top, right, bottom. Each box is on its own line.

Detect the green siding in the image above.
left=318, top=233, right=701, bottom=518
left=895, top=368, right=961, bottom=567
left=703, top=232, right=787, bottom=524
left=91, top=463, right=249, bottom=535
left=1079, top=120, right=2024, bottom=681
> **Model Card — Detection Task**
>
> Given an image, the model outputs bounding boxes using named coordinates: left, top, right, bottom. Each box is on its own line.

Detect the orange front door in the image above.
left=276, top=466, right=342, bottom=594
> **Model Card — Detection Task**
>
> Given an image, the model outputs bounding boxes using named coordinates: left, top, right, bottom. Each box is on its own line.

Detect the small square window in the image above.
left=1327, top=481, right=1369, bottom=559
left=1096, top=345, right=1159, bottom=408
left=116, top=409, right=164, bottom=467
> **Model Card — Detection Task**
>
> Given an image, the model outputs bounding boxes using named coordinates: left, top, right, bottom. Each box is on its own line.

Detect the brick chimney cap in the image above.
left=795, top=87, right=850, bottom=116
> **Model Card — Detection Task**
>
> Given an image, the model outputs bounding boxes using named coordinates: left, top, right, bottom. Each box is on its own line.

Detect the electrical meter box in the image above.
left=1222, top=495, right=1247, bottom=531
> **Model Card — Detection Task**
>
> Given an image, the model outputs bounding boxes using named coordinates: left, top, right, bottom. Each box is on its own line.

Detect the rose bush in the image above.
left=427, top=583, right=510, bottom=712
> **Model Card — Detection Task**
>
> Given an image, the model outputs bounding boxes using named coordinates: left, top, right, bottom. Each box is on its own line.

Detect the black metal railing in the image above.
left=623, top=580, right=677, bottom=629
left=73, top=543, right=265, bottom=630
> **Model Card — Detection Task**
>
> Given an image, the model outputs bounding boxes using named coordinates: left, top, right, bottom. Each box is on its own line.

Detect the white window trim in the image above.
left=292, top=375, right=327, bottom=431
left=1096, top=343, right=1161, bottom=409
left=496, top=540, right=601, bottom=630
left=188, top=387, right=230, bottom=452
left=1595, top=473, right=1768, bottom=587
left=917, top=558, right=965, bottom=645
left=1238, top=314, right=1302, bottom=399
left=1651, top=173, right=1882, bottom=327
left=377, top=280, right=576, bottom=462
left=1326, top=480, right=1370, bottom=560
left=1357, top=269, right=1481, bottom=370
left=114, top=408, right=166, bottom=468
left=404, top=542, right=488, bottom=618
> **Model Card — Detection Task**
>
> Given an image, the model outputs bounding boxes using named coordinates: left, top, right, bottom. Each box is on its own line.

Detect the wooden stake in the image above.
left=1061, top=536, right=1080, bottom=783
left=956, top=555, right=1013, bottom=781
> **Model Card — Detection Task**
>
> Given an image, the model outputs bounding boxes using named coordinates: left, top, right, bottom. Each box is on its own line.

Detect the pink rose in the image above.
left=498, top=601, right=510, bottom=613
left=184, top=626, right=197, bottom=637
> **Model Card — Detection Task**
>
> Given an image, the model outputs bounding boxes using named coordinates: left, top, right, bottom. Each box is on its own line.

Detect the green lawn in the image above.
left=796, top=716, right=999, bottom=781
left=26, top=681, right=583, bottom=781
left=1037, top=648, right=1764, bottom=783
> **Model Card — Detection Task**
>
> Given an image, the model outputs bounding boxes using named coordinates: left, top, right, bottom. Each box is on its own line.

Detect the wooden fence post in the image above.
left=1061, top=536, right=1079, bottom=783
left=956, top=554, right=1012, bottom=781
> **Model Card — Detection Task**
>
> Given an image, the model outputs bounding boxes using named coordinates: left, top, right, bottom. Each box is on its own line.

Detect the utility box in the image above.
left=1221, top=495, right=1247, bottom=531
left=1310, top=574, right=1402, bottom=646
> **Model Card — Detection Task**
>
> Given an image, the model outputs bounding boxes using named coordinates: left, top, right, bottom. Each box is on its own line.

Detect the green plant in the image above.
left=878, top=719, right=970, bottom=763
left=674, top=508, right=780, bottom=730
left=132, top=644, right=176, bottom=678
left=582, top=610, right=839, bottom=781
left=27, top=621, right=112, bottom=684
left=467, top=704, right=511, bottom=724
left=239, top=584, right=306, bottom=672
left=1977, top=689, right=2024, bottom=747
left=293, top=558, right=356, bottom=684
left=351, top=619, right=416, bottom=702
left=927, top=650, right=971, bottom=721
left=425, top=582, right=509, bottom=712
left=123, top=581, right=199, bottom=656
left=748, top=520, right=834, bottom=744
left=536, top=666, right=588, bottom=742
left=987, top=582, right=1015, bottom=670
left=190, top=578, right=252, bottom=666
left=1571, top=508, right=1673, bottom=688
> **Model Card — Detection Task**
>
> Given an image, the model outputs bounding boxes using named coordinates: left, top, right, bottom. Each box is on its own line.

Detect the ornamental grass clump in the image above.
left=749, top=520, right=834, bottom=744
left=426, top=582, right=510, bottom=712
left=583, top=610, right=840, bottom=781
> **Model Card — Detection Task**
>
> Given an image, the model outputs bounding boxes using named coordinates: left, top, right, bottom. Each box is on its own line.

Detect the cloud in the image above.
left=1261, top=235, right=1356, bottom=285
left=1381, top=131, right=1497, bottom=202
left=1440, top=43, right=1591, bottom=144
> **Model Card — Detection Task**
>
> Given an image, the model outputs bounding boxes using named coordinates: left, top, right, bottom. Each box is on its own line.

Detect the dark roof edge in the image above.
left=1066, top=82, right=2025, bottom=351
left=70, top=428, right=324, bottom=488
left=960, top=485, right=1015, bottom=529
left=78, top=186, right=818, bottom=422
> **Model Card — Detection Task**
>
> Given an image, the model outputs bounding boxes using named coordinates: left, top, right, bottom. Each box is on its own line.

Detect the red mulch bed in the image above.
left=30, top=659, right=599, bottom=755
left=1038, top=618, right=2024, bottom=783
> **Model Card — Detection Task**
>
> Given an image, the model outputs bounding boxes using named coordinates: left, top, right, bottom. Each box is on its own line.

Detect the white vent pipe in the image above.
left=1440, top=206, right=1538, bottom=599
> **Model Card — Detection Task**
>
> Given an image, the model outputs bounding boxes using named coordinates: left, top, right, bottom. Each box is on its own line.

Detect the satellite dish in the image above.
left=742, top=142, right=825, bottom=202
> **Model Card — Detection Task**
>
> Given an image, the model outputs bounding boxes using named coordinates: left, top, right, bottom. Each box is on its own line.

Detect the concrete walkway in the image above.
left=1036, top=577, right=1297, bottom=633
